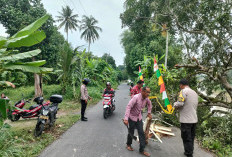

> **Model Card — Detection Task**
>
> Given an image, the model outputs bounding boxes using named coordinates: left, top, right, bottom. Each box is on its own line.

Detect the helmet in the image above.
left=106, top=82, right=111, bottom=86
left=131, top=82, right=134, bottom=86
left=83, top=78, right=90, bottom=85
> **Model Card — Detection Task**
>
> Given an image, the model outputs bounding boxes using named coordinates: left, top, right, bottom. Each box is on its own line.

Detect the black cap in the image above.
left=137, top=80, right=144, bottom=84
left=83, top=78, right=90, bottom=85
left=179, top=78, right=189, bottom=85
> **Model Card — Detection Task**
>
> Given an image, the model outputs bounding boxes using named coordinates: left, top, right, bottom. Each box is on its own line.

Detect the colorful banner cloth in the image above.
left=153, top=56, right=173, bottom=113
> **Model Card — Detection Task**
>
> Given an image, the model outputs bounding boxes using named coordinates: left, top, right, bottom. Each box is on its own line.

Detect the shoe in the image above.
left=140, top=151, right=150, bottom=157
left=81, top=118, right=88, bottom=121
left=184, top=152, right=193, bottom=157
left=126, top=145, right=134, bottom=151
left=83, top=117, right=88, bottom=120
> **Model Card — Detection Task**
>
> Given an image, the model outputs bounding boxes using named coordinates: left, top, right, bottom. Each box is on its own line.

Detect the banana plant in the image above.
left=0, top=14, right=52, bottom=123
left=0, top=14, right=52, bottom=85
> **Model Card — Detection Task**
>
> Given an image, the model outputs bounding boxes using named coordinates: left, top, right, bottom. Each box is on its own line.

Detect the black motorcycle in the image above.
left=34, top=95, right=62, bottom=137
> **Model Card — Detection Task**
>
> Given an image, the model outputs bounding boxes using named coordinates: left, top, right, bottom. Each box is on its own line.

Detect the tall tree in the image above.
left=57, top=42, right=75, bottom=93
left=0, top=0, right=66, bottom=68
left=56, top=5, right=79, bottom=42
left=80, top=15, right=102, bottom=52
left=122, top=0, right=232, bottom=109
left=0, top=14, right=52, bottom=101
left=102, top=53, right=116, bottom=69
left=0, top=0, right=65, bottom=96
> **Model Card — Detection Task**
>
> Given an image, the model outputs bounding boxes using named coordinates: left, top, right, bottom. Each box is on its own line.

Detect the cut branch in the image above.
left=202, top=109, right=231, bottom=120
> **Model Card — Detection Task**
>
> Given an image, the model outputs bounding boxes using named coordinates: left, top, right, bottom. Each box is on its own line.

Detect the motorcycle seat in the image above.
left=29, top=104, right=39, bottom=110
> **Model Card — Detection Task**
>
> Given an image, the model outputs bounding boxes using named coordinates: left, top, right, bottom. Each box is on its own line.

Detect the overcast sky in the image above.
left=0, top=0, right=126, bottom=66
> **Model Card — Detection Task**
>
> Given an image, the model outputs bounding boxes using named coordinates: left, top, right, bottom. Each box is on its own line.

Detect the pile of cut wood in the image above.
left=143, top=117, right=175, bottom=143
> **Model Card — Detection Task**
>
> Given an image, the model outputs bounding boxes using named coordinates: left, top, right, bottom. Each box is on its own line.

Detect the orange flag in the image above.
left=158, top=76, right=164, bottom=86
left=160, top=83, right=165, bottom=93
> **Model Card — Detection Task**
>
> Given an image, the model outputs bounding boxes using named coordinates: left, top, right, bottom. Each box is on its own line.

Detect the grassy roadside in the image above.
left=0, top=84, right=117, bottom=157
left=0, top=114, right=80, bottom=157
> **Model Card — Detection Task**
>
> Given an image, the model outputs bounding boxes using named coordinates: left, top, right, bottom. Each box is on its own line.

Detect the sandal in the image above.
left=126, top=145, right=134, bottom=151
left=140, top=151, right=150, bottom=157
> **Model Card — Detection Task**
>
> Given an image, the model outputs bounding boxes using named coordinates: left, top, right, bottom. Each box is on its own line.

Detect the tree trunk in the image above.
left=164, top=30, right=169, bottom=69
left=34, top=73, right=43, bottom=98
left=67, top=30, right=68, bottom=42
left=219, top=74, right=232, bottom=98
left=88, top=42, right=90, bottom=53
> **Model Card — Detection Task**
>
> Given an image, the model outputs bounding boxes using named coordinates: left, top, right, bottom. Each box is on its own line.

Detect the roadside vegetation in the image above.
left=121, top=0, right=232, bottom=156
left=0, top=0, right=123, bottom=156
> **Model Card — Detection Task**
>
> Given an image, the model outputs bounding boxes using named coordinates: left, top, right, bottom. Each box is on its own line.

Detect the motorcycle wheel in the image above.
left=34, top=121, right=44, bottom=137
left=10, top=114, right=20, bottom=122
left=112, top=105, right=115, bottom=111
left=103, top=108, right=108, bottom=119
left=49, top=114, right=56, bottom=128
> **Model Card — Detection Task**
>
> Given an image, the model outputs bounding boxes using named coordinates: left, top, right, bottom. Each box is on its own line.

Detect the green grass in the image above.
left=1, top=85, right=62, bottom=103
left=0, top=114, right=80, bottom=157
left=0, top=84, right=111, bottom=157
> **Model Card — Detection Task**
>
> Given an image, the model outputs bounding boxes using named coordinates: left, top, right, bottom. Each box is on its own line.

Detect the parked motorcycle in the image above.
left=7, top=97, right=30, bottom=119
left=14, top=97, right=31, bottom=109
left=34, top=94, right=62, bottom=137
left=9, top=96, right=50, bottom=122
left=102, top=93, right=115, bottom=119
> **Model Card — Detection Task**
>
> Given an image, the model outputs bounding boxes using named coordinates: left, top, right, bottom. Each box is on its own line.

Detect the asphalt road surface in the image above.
left=40, top=83, right=214, bottom=157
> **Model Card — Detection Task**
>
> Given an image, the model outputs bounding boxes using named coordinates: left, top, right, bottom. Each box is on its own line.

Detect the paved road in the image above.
left=40, top=83, right=214, bottom=157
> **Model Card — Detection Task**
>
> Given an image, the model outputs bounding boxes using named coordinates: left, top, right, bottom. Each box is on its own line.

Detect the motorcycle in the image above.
left=9, top=96, right=50, bottom=122
left=34, top=94, right=62, bottom=137
left=102, top=93, right=115, bottom=119
left=13, top=97, right=31, bottom=109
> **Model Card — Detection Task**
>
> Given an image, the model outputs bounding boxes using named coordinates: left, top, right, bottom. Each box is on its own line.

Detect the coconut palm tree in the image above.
left=80, top=15, right=102, bottom=52
left=56, top=6, right=79, bottom=41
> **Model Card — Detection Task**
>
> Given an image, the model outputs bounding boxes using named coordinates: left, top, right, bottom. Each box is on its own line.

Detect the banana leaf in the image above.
left=0, top=49, right=41, bottom=61
left=11, top=14, right=49, bottom=38
left=0, top=81, right=15, bottom=88
left=5, top=31, right=46, bottom=48
left=14, top=60, right=46, bottom=67
left=3, top=64, right=53, bottom=73
left=0, top=48, right=7, bottom=55
left=0, top=36, right=6, bottom=49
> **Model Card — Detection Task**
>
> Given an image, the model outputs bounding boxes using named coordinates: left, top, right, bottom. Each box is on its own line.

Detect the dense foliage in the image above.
left=121, top=0, right=232, bottom=155
left=120, top=24, right=182, bottom=78
left=0, top=14, right=52, bottom=121
left=0, top=0, right=66, bottom=69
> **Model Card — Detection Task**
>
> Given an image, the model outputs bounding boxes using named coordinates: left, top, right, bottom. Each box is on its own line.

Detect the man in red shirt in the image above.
left=130, top=80, right=144, bottom=98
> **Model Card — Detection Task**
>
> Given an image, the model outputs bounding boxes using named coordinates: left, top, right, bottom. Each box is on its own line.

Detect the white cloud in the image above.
left=0, top=24, right=7, bottom=37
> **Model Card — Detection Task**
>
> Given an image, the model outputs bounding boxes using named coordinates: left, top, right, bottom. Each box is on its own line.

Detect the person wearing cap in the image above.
left=103, top=82, right=115, bottom=107
left=130, top=80, right=144, bottom=98
left=103, top=82, right=115, bottom=96
left=174, top=78, right=198, bottom=157
left=80, top=78, right=92, bottom=121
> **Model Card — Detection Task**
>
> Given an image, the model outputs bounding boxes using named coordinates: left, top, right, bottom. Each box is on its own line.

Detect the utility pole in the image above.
left=164, top=30, right=169, bottom=69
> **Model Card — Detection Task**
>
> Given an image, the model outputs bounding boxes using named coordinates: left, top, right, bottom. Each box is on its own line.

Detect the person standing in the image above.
left=124, top=86, right=152, bottom=157
left=129, top=82, right=134, bottom=94
left=130, top=80, right=144, bottom=98
left=1, top=93, right=9, bottom=99
left=174, top=79, right=198, bottom=157
left=80, top=78, right=91, bottom=121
